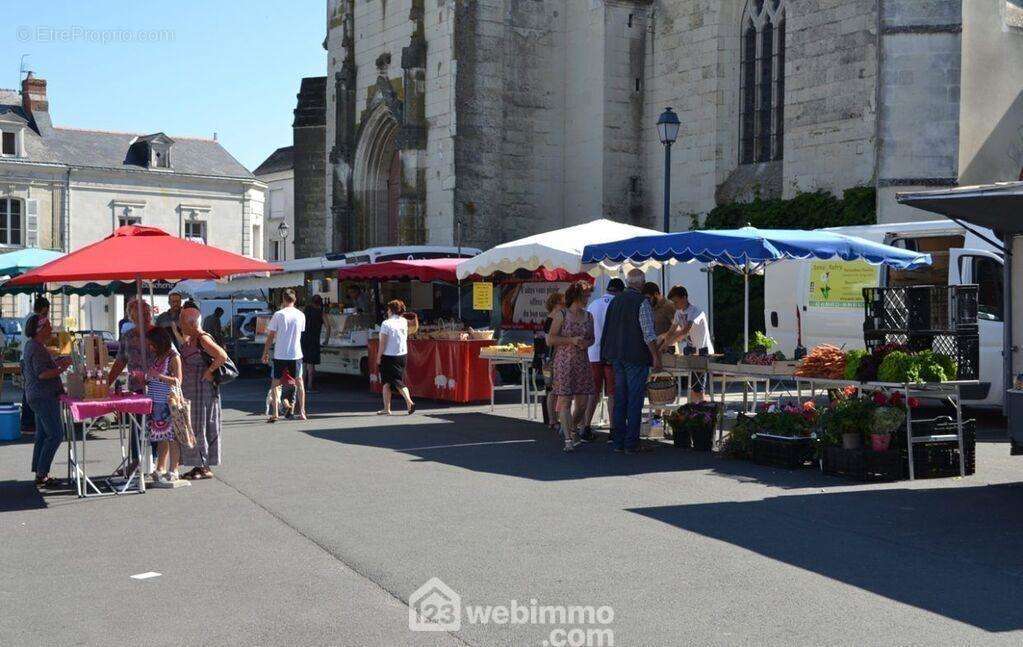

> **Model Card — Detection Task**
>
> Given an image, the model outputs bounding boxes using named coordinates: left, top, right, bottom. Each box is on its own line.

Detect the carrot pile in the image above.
left=793, top=344, right=846, bottom=379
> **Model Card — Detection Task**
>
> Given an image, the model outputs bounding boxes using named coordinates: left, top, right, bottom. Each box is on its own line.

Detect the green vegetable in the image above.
left=877, top=351, right=913, bottom=383
left=750, top=331, right=777, bottom=353
left=935, top=353, right=957, bottom=380
left=844, top=349, right=867, bottom=380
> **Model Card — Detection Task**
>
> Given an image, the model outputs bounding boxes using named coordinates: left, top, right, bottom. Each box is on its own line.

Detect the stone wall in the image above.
left=876, top=0, right=962, bottom=222
left=293, top=76, right=328, bottom=257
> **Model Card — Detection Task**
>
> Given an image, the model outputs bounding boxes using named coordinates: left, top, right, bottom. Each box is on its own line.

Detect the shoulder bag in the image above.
left=198, top=333, right=239, bottom=386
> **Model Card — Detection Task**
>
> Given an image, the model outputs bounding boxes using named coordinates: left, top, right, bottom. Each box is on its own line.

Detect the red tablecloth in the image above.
left=368, top=339, right=496, bottom=403
left=59, top=394, right=153, bottom=422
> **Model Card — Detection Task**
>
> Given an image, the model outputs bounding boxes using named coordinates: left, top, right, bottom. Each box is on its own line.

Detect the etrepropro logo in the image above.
left=409, top=577, right=462, bottom=631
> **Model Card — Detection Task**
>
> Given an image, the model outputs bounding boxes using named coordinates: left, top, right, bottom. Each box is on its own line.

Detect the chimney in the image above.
left=21, top=72, right=52, bottom=135
left=21, top=72, right=48, bottom=114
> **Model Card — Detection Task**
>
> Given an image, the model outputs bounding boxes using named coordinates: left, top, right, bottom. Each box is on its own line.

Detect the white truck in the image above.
left=764, top=220, right=1004, bottom=407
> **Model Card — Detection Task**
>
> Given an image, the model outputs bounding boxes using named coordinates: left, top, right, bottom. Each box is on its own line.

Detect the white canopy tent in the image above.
left=454, top=219, right=669, bottom=279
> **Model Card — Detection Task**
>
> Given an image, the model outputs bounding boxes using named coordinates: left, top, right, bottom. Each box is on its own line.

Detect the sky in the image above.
left=0, top=0, right=325, bottom=171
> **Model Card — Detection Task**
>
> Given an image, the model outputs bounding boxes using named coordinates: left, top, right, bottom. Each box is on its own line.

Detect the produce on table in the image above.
left=483, top=343, right=532, bottom=355
left=793, top=344, right=846, bottom=378
left=743, top=351, right=776, bottom=365
left=877, top=349, right=957, bottom=383
left=751, top=331, right=777, bottom=353
left=843, top=349, right=867, bottom=380
left=855, top=342, right=908, bottom=382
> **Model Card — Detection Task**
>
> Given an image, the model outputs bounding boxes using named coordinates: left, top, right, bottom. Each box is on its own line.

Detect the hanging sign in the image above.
left=808, top=260, right=879, bottom=308
left=472, top=282, right=493, bottom=310
left=499, top=281, right=570, bottom=329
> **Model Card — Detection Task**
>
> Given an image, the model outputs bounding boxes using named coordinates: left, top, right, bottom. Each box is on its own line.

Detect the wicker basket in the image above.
left=468, top=329, right=495, bottom=340
left=646, top=372, right=678, bottom=406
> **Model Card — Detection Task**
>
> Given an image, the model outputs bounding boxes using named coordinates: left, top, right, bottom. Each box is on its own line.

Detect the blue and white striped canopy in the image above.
left=581, top=226, right=932, bottom=270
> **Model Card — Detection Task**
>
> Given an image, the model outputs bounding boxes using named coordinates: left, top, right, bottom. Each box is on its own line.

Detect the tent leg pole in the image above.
left=743, top=269, right=749, bottom=353
left=134, top=278, right=150, bottom=480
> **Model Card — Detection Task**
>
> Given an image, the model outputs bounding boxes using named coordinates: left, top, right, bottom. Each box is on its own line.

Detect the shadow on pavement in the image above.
left=629, top=482, right=1023, bottom=632
left=0, top=479, right=48, bottom=512
left=302, top=411, right=854, bottom=487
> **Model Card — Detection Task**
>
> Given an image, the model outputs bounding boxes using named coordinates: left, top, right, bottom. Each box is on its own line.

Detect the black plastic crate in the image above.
left=823, top=421, right=975, bottom=482
left=823, top=446, right=905, bottom=481
left=863, top=331, right=979, bottom=380
left=751, top=435, right=814, bottom=469
left=863, top=285, right=978, bottom=333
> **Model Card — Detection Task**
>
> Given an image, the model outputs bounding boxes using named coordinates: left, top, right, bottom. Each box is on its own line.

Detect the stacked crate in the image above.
left=861, top=285, right=979, bottom=380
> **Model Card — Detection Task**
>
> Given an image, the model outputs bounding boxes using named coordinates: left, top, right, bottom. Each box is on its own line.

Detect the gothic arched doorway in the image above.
left=352, top=103, right=401, bottom=249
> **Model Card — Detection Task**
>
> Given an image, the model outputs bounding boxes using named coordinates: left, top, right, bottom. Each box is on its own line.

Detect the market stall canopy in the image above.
left=177, top=271, right=304, bottom=299
left=454, top=219, right=666, bottom=280
left=897, top=181, right=1023, bottom=234
left=581, top=226, right=932, bottom=270
left=0, top=248, right=64, bottom=277
left=338, top=258, right=463, bottom=283
left=6, top=225, right=282, bottom=290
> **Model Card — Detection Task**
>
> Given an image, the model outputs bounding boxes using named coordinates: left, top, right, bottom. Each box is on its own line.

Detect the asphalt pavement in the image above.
left=2, top=375, right=1022, bottom=646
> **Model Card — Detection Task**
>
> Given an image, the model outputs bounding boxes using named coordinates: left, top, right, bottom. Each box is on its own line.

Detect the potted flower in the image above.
left=666, top=402, right=719, bottom=451
left=822, top=393, right=875, bottom=450
left=869, top=392, right=906, bottom=452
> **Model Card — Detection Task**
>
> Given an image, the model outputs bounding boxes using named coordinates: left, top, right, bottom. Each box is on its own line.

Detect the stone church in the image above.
left=293, top=0, right=1023, bottom=255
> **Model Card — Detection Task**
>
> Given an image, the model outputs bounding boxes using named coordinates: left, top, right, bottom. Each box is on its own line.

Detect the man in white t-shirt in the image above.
left=581, top=278, right=624, bottom=441
left=262, top=288, right=307, bottom=421
left=662, top=285, right=715, bottom=403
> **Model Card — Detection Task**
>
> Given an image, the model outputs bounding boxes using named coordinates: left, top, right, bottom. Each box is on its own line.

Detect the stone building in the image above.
left=254, top=145, right=295, bottom=262
left=0, top=73, right=265, bottom=326
left=319, top=0, right=1023, bottom=251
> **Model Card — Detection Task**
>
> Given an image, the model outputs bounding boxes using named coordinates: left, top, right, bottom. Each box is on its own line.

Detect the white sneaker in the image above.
left=151, top=473, right=174, bottom=489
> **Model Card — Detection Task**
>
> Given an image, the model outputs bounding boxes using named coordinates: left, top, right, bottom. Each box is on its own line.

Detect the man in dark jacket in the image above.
left=601, top=269, right=662, bottom=453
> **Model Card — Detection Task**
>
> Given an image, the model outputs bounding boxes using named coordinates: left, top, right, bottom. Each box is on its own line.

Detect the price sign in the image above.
left=472, top=282, right=493, bottom=311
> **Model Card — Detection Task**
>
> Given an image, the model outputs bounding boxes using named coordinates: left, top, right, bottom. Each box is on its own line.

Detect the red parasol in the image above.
left=8, top=225, right=281, bottom=286
left=338, top=258, right=462, bottom=283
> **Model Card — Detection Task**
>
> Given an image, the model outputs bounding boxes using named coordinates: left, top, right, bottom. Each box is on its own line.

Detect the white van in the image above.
left=764, top=220, right=1004, bottom=407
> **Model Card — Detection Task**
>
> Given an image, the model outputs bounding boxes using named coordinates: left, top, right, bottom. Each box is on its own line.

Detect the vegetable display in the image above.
left=793, top=344, right=846, bottom=378
left=843, top=349, right=867, bottom=380
left=877, top=350, right=957, bottom=383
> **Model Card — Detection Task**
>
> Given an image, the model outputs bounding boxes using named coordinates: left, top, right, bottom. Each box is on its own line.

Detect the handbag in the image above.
left=167, top=385, right=195, bottom=449
left=199, top=333, right=239, bottom=386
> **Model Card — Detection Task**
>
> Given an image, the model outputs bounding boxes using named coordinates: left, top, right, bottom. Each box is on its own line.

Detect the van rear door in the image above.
left=950, top=248, right=1004, bottom=406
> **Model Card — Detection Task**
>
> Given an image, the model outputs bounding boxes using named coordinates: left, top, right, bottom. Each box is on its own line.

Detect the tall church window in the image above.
left=739, top=0, right=786, bottom=164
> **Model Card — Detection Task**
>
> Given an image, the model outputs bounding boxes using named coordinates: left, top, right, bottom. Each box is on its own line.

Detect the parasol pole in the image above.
left=134, top=276, right=150, bottom=481
left=743, top=262, right=749, bottom=353
left=456, top=217, right=463, bottom=321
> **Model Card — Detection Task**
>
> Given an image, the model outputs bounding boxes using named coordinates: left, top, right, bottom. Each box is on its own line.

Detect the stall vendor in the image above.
left=345, top=285, right=371, bottom=314
left=661, top=285, right=714, bottom=403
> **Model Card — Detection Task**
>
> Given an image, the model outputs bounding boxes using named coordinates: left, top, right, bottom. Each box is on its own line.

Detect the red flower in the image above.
left=889, top=391, right=904, bottom=407
left=802, top=401, right=816, bottom=412
left=842, top=386, right=858, bottom=398
left=872, top=391, right=888, bottom=406
left=908, top=397, right=920, bottom=408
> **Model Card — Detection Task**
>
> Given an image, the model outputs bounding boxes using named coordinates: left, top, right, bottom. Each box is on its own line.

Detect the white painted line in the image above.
left=130, top=572, right=162, bottom=580
left=399, top=439, right=536, bottom=452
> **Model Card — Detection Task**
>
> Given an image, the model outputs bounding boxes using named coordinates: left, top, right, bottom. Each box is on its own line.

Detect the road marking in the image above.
left=130, top=572, right=161, bottom=580
left=399, top=439, right=536, bottom=452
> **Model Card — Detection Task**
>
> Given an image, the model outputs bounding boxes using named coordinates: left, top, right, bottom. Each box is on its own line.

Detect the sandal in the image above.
left=181, top=467, right=203, bottom=480
left=266, top=417, right=277, bottom=424
left=376, top=410, right=392, bottom=416
left=199, top=468, right=213, bottom=480
left=408, top=403, right=417, bottom=415
left=35, top=476, right=59, bottom=488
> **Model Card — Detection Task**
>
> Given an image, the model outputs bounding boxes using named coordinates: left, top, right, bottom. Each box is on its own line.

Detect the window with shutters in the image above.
left=739, top=0, right=786, bottom=165
left=0, top=198, right=23, bottom=246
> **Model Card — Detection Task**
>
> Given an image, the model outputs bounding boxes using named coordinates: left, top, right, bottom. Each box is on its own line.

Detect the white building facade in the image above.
left=0, top=74, right=265, bottom=328
left=254, top=146, right=295, bottom=262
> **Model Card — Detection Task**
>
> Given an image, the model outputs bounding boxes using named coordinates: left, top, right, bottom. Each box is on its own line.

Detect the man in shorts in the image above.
left=663, top=285, right=715, bottom=403
left=582, top=278, right=624, bottom=441
left=262, top=289, right=306, bottom=421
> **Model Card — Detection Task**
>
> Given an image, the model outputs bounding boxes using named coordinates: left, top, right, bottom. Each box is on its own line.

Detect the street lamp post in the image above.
left=656, top=107, right=681, bottom=292
left=277, top=220, right=290, bottom=263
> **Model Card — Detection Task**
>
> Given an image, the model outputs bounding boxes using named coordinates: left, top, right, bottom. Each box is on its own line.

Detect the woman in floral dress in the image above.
left=177, top=305, right=229, bottom=480
left=548, top=281, right=596, bottom=452
left=145, top=327, right=183, bottom=487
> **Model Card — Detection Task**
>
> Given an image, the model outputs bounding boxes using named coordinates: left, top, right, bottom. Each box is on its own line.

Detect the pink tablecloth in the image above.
left=59, top=394, right=153, bottom=422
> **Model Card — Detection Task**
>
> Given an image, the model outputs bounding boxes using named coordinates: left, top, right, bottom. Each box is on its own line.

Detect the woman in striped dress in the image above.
left=177, top=305, right=229, bottom=480
left=145, top=327, right=183, bottom=486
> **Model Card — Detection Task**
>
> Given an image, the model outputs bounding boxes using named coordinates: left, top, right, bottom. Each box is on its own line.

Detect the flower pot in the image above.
left=870, top=432, right=892, bottom=452
left=672, top=426, right=692, bottom=449
left=841, top=432, right=861, bottom=450
left=691, top=425, right=714, bottom=451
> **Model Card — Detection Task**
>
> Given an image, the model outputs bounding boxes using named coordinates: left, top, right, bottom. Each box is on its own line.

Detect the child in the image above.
left=145, top=327, right=186, bottom=487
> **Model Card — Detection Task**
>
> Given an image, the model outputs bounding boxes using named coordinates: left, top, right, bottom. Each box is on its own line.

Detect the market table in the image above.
left=61, top=394, right=152, bottom=497
left=368, top=338, right=497, bottom=404
left=791, top=376, right=977, bottom=479
left=478, top=350, right=532, bottom=413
